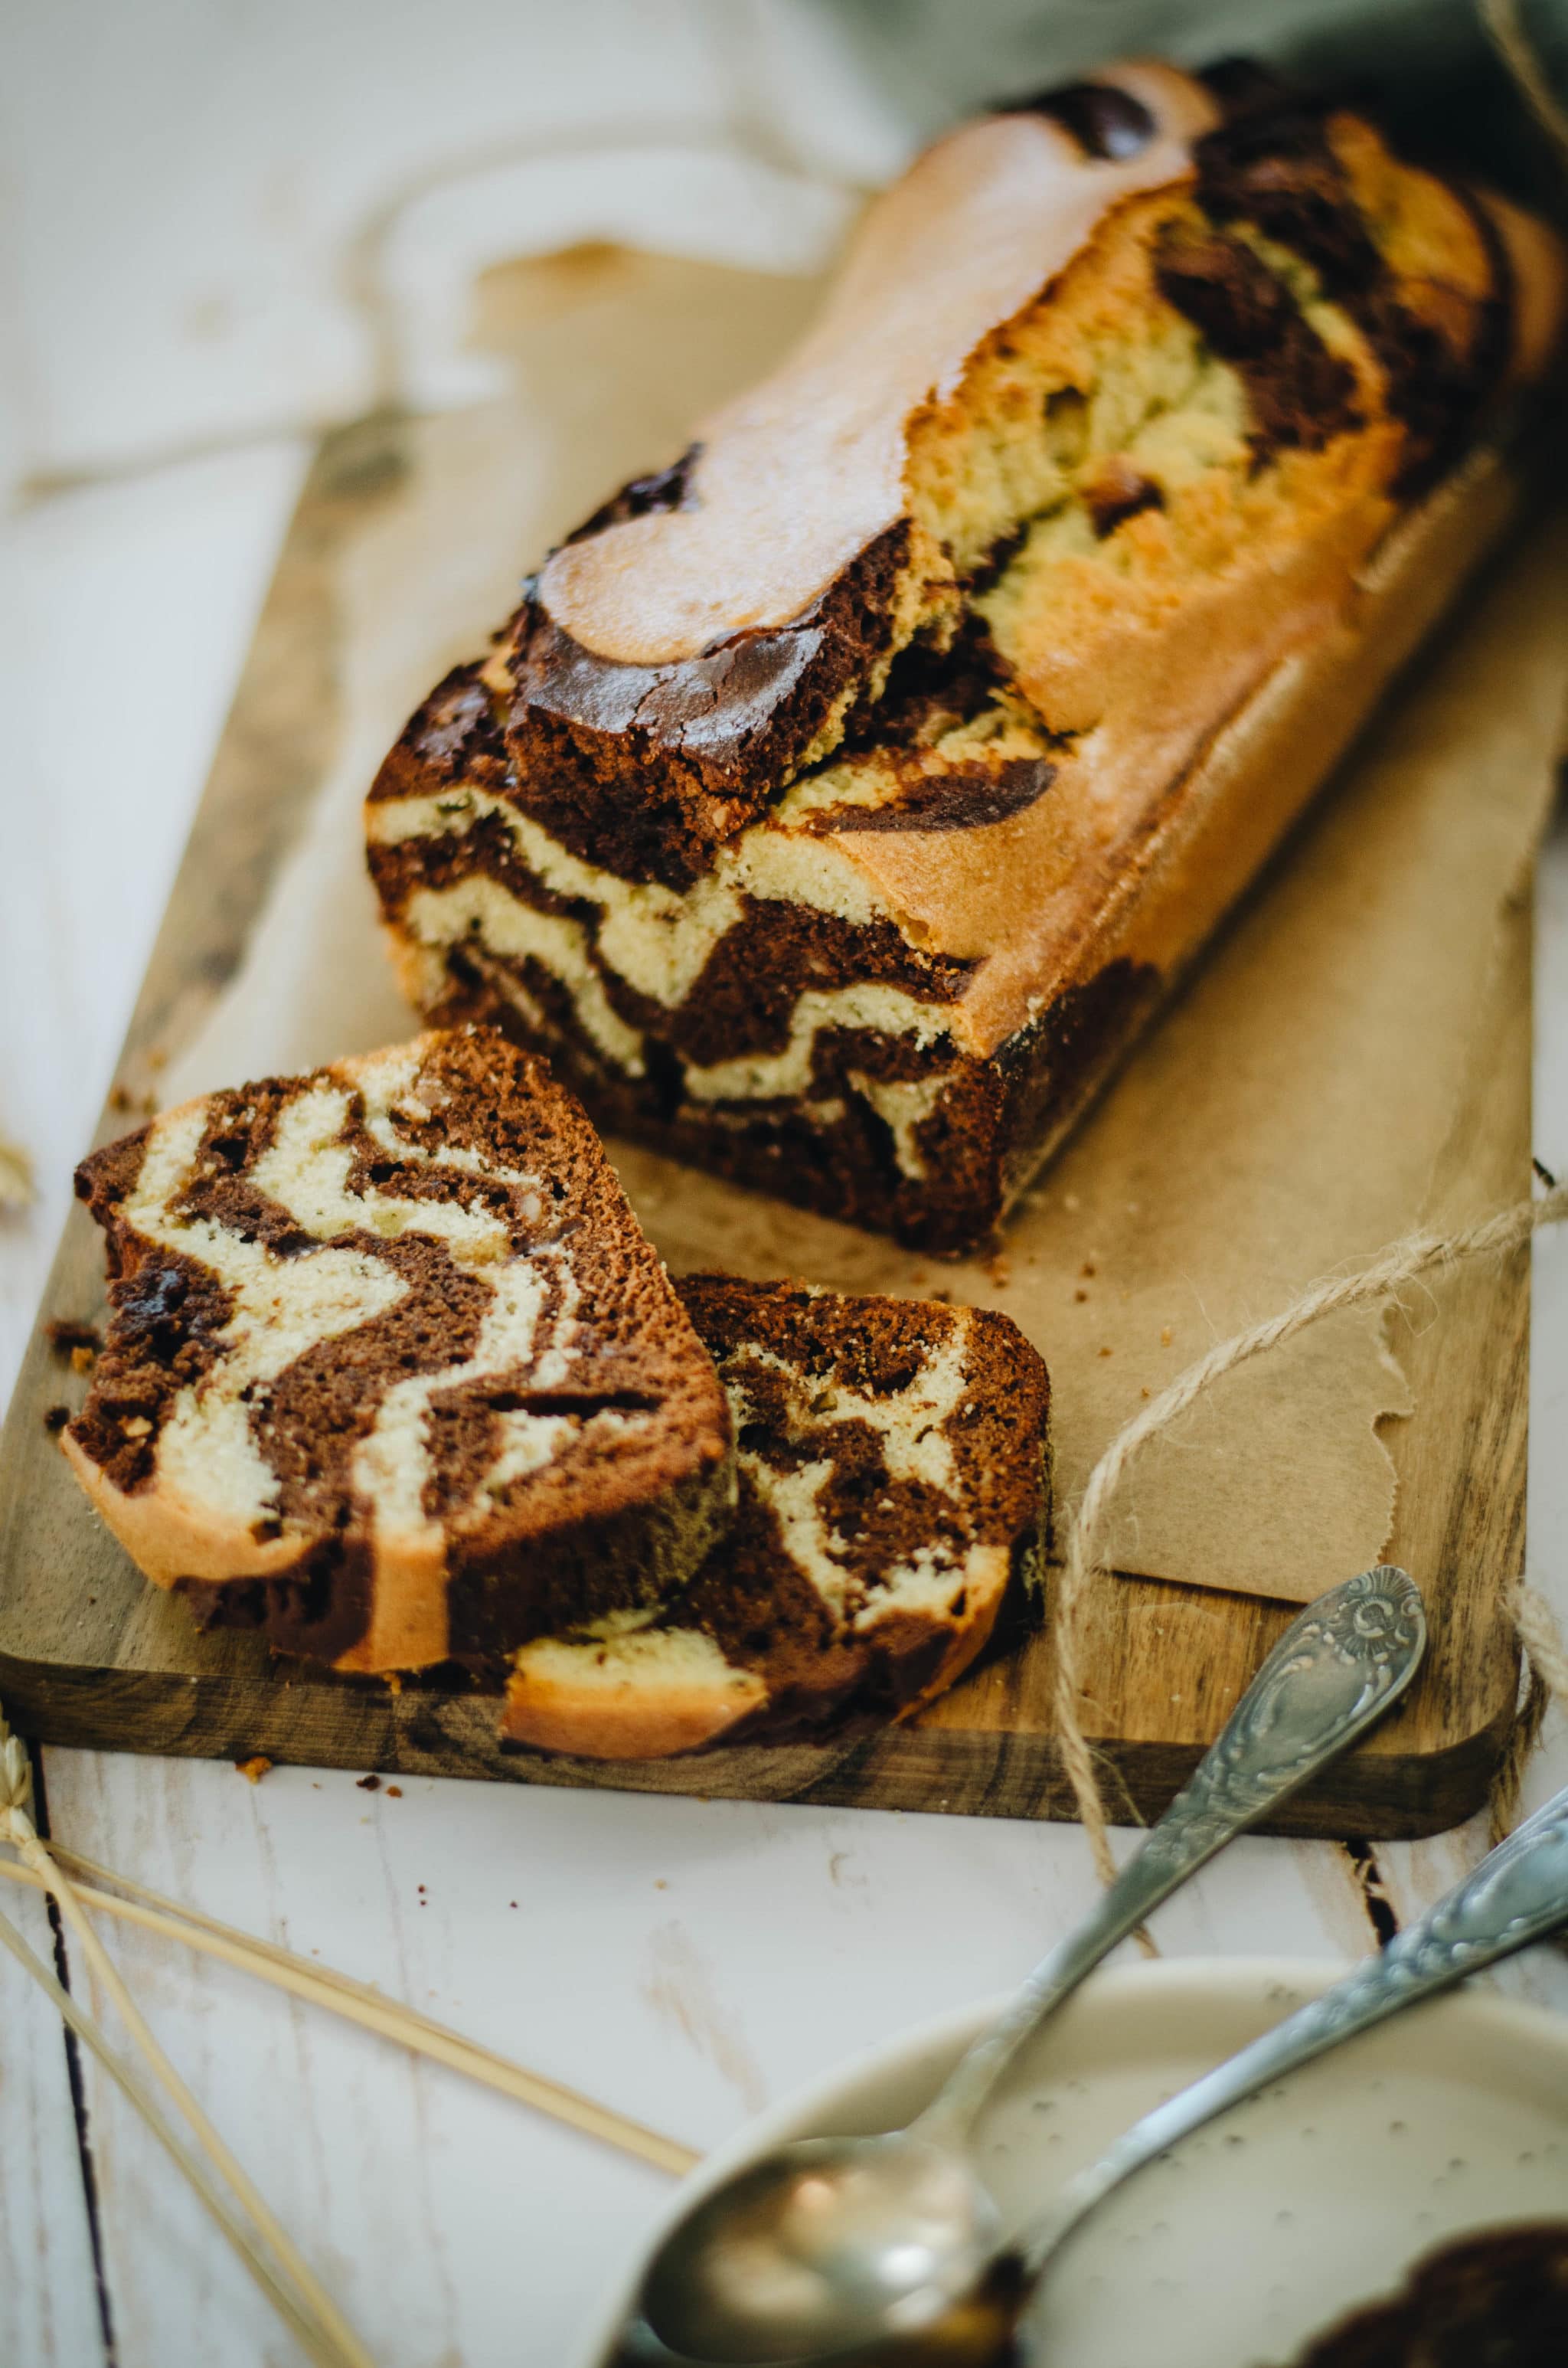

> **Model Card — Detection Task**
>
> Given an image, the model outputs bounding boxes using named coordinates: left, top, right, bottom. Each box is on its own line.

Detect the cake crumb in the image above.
left=1074, top=1287, right=1089, bottom=1303
left=356, top=1772, right=381, bottom=1791
left=109, top=1085, right=135, bottom=1113
left=70, top=1344, right=96, bottom=1375
left=44, top=1405, right=71, bottom=1432
left=1160, top=1324, right=1173, bottom=1346
left=235, top=1755, right=273, bottom=1784
left=386, top=1784, right=403, bottom=1798
left=384, top=1672, right=403, bottom=1696
left=1098, top=1346, right=1113, bottom=1359
left=1142, top=1386, right=1152, bottom=1399
left=47, top=1318, right=102, bottom=1360
left=1080, top=1260, right=1097, bottom=1278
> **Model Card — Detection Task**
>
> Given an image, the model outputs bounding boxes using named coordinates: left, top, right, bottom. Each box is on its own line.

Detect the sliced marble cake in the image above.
left=63, top=1028, right=734, bottom=1673
left=501, top=1274, right=1050, bottom=1756
left=367, top=61, right=1566, bottom=1254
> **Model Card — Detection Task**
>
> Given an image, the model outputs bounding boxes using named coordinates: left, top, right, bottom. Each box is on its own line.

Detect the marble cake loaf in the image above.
left=367, top=61, right=1567, bottom=1253
left=62, top=1029, right=734, bottom=1673
left=1283, top=2223, right=1568, bottom=2364
left=501, top=1275, right=1050, bottom=1757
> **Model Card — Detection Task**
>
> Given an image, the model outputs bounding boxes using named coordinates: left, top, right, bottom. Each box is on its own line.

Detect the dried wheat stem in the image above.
left=0, top=1719, right=371, bottom=2368
left=1054, top=1184, right=1568, bottom=1882
left=0, top=1907, right=359, bottom=2368
left=1479, top=0, right=1568, bottom=165
left=0, top=1845, right=697, bottom=2174
left=0, top=1131, right=34, bottom=1209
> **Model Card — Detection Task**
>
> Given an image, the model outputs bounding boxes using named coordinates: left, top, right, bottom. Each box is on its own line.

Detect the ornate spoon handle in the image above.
left=926, top=1566, right=1426, bottom=2139
left=1021, top=1779, right=1568, bottom=2277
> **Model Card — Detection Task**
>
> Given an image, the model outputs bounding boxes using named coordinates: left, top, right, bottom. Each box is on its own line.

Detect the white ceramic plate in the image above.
left=586, top=1957, right=1568, bottom=2368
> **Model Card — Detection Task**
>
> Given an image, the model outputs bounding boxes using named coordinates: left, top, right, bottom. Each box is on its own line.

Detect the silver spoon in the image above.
left=613, top=1565, right=1426, bottom=2367
left=1001, top=1776, right=1568, bottom=2361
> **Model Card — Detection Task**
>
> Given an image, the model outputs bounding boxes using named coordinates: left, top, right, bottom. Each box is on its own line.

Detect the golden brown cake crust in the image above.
left=501, top=1276, right=1050, bottom=1758
left=366, top=62, right=1567, bottom=1254
left=64, top=1029, right=734, bottom=1673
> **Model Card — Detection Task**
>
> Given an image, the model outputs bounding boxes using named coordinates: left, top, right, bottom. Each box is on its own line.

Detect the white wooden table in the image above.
left=5, top=8, right=1568, bottom=2363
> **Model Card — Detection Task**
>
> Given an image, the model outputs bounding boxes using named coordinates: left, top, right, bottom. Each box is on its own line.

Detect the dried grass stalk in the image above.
left=0, top=1715, right=371, bottom=2368
left=0, top=1130, right=34, bottom=1208
left=0, top=1842, right=698, bottom=2173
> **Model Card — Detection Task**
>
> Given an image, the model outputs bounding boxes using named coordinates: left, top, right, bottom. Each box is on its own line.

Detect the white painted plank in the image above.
left=35, top=1735, right=1367, bottom=2368
left=0, top=0, right=808, bottom=493
left=23, top=811, right=1563, bottom=2368
left=0, top=436, right=309, bottom=1411
left=0, top=1783, right=109, bottom=2368
left=5, top=14, right=1567, bottom=2360
left=1373, top=802, right=1568, bottom=2013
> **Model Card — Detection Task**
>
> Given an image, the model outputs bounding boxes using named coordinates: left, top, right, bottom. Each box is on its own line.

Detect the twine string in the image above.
left=1053, top=1184, right=1568, bottom=1887
left=0, top=15, right=1559, bottom=2351
left=4, top=1182, right=1566, bottom=2347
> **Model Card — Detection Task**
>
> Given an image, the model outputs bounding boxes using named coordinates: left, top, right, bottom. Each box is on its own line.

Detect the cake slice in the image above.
left=500, top=1275, right=1050, bottom=1756
left=368, top=61, right=1566, bottom=1254
left=63, top=1028, right=734, bottom=1673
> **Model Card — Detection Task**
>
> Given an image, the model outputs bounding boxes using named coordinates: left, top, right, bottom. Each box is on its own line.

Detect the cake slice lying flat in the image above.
left=64, top=1028, right=734, bottom=1673
left=501, top=1275, right=1050, bottom=1756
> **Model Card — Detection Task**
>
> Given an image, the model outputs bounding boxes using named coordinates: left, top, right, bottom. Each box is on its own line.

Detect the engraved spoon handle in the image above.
left=1021, top=1779, right=1568, bottom=2278
left=924, top=1567, right=1426, bottom=2140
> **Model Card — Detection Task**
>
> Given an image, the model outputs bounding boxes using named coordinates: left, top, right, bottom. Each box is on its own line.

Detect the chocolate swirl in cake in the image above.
left=64, top=1029, right=734, bottom=1672
left=501, top=1275, right=1050, bottom=1756
left=368, top=61, right=1565, bottom=1253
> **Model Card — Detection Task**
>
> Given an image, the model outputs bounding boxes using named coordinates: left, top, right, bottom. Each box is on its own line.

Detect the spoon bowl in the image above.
left=639, top=2134, right=999, bottom=2363
left=595, top=1951, right=1568, bottom=2368
left=614, top=1568, right=1426, bottom=2367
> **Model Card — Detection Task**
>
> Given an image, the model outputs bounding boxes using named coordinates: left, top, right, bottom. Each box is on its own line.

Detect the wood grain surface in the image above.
left=0, top=261, right=1540, bottom=1841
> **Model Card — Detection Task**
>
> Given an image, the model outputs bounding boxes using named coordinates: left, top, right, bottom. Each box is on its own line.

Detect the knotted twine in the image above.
left=1053, top=1182, right=1568, bottom=1897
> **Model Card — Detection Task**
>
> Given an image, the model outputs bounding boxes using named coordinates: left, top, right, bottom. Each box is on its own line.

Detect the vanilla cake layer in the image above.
left=368, top=63, right=1567, bottom=1253
left=64, top=1029, right=734, bottom=1673
left=501, top=1275, right=1051, bottom=1758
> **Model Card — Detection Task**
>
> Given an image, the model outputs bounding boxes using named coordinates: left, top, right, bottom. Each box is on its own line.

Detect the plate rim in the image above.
left=581, top=1951, right=1568, bottom=2366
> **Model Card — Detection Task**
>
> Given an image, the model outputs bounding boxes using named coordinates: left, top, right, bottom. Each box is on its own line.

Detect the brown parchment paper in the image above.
left=159, top=247, right=1568, bottom=1606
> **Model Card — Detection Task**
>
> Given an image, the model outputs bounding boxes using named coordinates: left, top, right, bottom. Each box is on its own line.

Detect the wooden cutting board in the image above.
left=0, top=251, right=1550, bottom=1840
